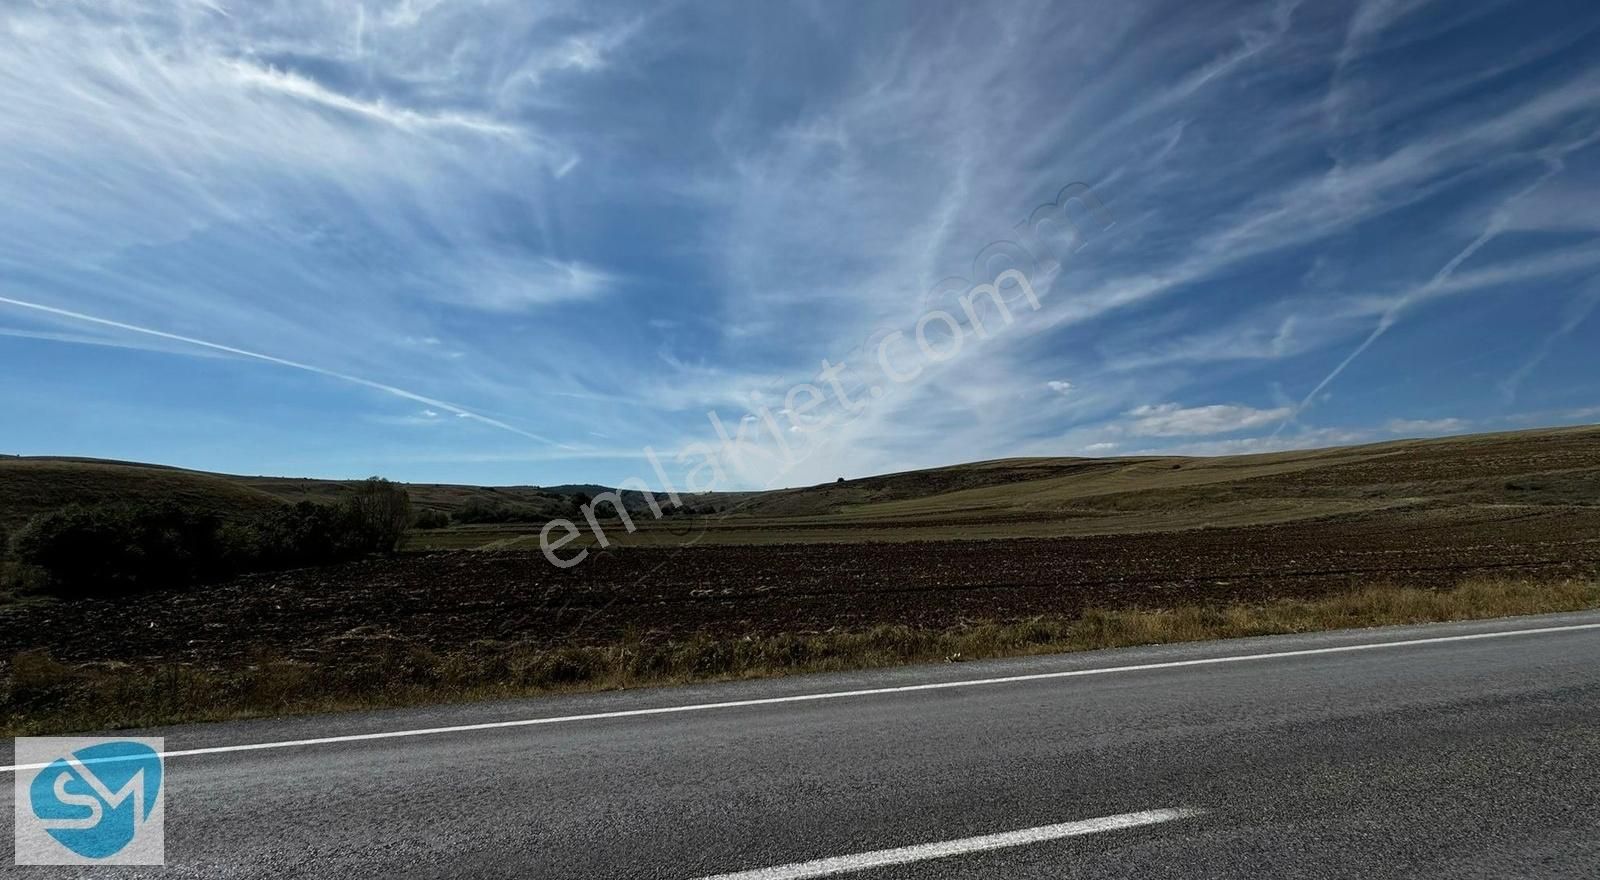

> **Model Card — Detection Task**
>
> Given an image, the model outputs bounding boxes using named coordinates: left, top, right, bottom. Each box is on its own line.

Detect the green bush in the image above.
left=452, top=498, right=546, bottom=524
left=412, top=509, right=450, bottom=530
left=247, top=502, right=378, bottom=569
left=568, top=493, right=590, bottom=517
left=14, top=481, right=415, bottom=599
left=12, top=503, right=230, bottom=598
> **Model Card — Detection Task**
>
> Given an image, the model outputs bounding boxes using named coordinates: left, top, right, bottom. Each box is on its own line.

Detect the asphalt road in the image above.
left=7, top=611, right=1600, bottom=878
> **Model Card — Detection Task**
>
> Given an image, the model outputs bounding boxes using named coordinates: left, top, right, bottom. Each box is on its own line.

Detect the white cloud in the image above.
left=442, top=258, right=616, bottom=312
left=1384, top=418, right=1469, bottom=435
left=1125, top=403, right=1296, bottom=437
left=1133, top=426, right=1375, bottom=457
left=3, top=1, right=1596, bottom=488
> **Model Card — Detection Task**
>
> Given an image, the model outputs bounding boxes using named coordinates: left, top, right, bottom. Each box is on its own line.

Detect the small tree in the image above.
left=569, top=492, right=591, bottom=517
left=346, top=477, right=412, bottom=553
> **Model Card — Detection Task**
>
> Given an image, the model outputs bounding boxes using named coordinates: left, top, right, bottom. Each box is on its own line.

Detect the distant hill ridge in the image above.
left=0, top=456, right=656, bottom=530
left=1, top=424, right=1597, bottom=532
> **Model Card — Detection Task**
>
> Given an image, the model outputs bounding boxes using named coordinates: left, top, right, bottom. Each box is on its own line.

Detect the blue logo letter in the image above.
left=28, top=741, right=163, bottom=860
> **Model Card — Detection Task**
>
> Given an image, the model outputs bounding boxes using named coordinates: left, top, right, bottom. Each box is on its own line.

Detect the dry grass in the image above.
left=2, top=578, right=1595, bottom=736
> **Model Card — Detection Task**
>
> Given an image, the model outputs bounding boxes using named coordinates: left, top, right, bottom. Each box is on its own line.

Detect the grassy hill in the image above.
left=742, top=424, right=1600, bottom=518
left=525, top=423, right=1600, bottom=549
left=3, top=424, right=1596, bottom=547
left=0, top=458, right=288, bottom=531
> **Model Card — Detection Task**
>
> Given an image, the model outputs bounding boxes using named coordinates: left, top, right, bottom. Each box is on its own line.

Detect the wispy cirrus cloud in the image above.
left=1385, top=417, right=1470, bottom=435
left=1, top=0, right=1598, bottom=486
left=1124, top=403, right=1297, bottom=437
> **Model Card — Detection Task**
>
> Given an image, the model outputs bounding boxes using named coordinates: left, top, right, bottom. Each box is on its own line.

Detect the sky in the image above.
left=2, top=0, right=1599, bottom=490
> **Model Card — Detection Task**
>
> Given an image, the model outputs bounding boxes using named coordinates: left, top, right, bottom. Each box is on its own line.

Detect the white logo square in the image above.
left=13, top=737, right=165, bottom=865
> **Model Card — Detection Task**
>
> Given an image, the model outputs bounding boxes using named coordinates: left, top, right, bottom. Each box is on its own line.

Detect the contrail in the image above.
left=1272, top=148, right=1581, bottom=438
left=0, top=294, right=563, bottom=448
left=1499, top=281, right=1600, bottom=403
left=1272, top=216, right=1504, bottom=437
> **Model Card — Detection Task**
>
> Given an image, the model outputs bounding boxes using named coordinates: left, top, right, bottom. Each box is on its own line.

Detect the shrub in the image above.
left=14, top=483, right=414, bottom=599
left=12, top=503, right=230, bottom=598
left=413, top=509, right=450, bottom=530
left=249, top=502, right=375, bottom=569
left=568, top=493, right=591, bottom=517
left=451, top=498, right=503, bottom=524
left=452, top=498, right=545, bottom=524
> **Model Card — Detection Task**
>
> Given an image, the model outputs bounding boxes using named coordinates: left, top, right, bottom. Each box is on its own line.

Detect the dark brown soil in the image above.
left=4, top=504, right=1596, bottom=667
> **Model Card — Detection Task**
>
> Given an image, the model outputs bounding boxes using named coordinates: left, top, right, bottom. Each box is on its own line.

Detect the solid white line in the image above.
left=4, top=620, right=1598, bottom=773
left=690, top=808, right=1205, bottom=879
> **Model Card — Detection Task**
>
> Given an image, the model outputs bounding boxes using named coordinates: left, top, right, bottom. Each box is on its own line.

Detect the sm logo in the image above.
left=13, top=738, right=164, bottom=865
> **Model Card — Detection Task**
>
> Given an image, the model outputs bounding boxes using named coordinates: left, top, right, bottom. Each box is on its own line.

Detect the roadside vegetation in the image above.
left=3, top=577, right=1595, bottom=735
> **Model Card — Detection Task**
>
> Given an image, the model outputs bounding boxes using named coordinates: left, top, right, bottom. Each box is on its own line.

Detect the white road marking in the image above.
left=690, top=808, right=1206, bottom=879
left=4, top=619, right=1597, bottom=773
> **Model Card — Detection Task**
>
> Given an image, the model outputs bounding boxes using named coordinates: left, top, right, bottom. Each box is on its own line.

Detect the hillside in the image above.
left=3, top=425, right=1597, bottom=543
left=496, top=423, right=1598, bottom=549
left=0, top=454, right=686, bottom=535
left=738, top=425, right=1600, bottom=521
left=0, top=457, right=588, bottom=531
left=0, top=457, right=289, bottom=530
left=230, top=475, right=577, bottom=519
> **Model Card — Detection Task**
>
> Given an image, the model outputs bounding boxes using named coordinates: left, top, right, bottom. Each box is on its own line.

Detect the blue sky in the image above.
left=2, top=0, right=1598, bottom=490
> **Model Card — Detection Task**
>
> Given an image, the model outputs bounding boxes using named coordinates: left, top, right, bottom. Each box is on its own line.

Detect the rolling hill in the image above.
left=2, top=424, right=1596, bottom=543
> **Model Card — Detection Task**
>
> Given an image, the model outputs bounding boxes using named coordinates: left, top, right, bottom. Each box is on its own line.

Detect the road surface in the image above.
left=6, top=611, right=1600, bottom=878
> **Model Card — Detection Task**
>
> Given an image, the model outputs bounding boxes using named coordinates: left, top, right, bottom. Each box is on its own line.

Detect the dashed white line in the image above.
left=690, top=808, right=1206, bottom=879
left=4, top=620, right=1597, bottom=773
